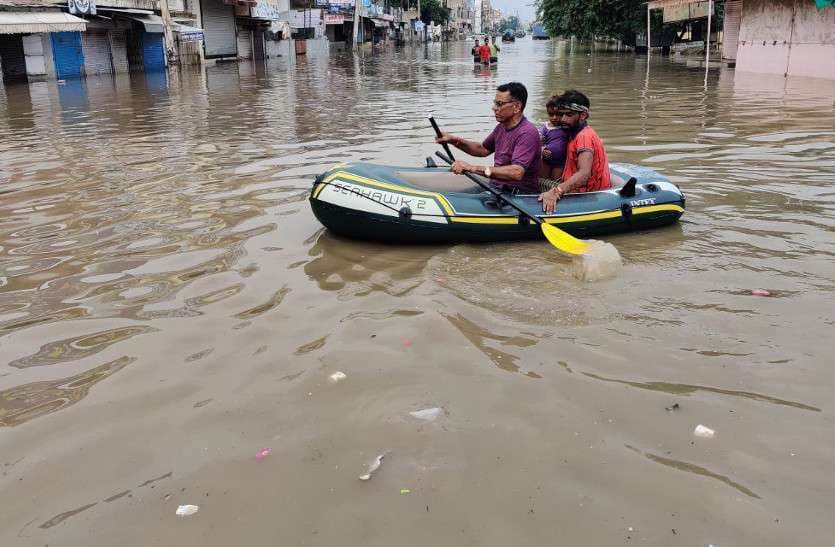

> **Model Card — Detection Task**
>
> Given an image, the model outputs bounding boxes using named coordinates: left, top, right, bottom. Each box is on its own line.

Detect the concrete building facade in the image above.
left=734, top=0, right=835, bottom=79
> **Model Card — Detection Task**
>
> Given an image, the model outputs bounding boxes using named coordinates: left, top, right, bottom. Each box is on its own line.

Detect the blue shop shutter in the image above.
left=51, top=32, right=85, bottom=79
left=142, top=33, right=165, bottom=71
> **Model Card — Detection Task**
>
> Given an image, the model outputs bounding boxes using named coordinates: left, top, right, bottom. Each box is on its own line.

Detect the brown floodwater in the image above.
left=1, top=39, right=833, bottom=546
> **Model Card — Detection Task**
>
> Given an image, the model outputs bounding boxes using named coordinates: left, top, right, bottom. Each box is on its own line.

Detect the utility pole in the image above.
left=417, top=0, right=422, bottom=42
left=159, top=0, right=176, bottom=66
left=353, top=0, right=361, bottom=50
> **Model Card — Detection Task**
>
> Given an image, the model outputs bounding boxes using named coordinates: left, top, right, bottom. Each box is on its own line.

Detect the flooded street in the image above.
left=1, top=39, right=834, bottom=545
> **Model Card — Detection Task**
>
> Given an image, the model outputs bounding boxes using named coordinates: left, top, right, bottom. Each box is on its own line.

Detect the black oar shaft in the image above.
left=428, top=116, right=456, bottom=162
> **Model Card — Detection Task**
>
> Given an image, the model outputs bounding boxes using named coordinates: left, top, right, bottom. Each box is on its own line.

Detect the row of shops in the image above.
left=0, top=0, right=205, bottom=84
left=0, top=1, right=429, bottom=85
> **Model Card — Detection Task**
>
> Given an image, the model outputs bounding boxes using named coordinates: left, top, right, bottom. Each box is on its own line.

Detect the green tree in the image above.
left=537, top=0, right=723, bottom=43
left=420, top=0, right=450, bottom=25
left=537, top=0, right=646, bottom=41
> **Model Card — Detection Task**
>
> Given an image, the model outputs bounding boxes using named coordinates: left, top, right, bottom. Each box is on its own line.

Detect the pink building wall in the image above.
left=736, top=0, right=835, bottom=80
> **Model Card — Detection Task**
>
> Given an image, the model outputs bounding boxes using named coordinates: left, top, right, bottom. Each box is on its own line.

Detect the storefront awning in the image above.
left=173, top=23, right=204, bottom=42
left=0, top=11, right=87, bottom=34
left=369, top=18, right=388, bottom=28
left=124, top=13, right=164, bottom=33
left=97, top=8, right=164, bottom=32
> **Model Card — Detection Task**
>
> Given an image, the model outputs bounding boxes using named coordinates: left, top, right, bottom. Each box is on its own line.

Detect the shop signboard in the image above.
left=289, top=8, right=322, bottom=28
left=664, top=1, right=712, bottom=23
left=252, top=1, right=287, bottom=21
left=324, top=14, right=344, bottom=25
left=68, top=0, right=96, bottom=16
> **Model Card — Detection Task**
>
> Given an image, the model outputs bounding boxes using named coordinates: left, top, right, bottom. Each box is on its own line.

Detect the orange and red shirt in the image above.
left=562, top=125, right=611, bottom=192
left=479, top=44, right=491, bottom=62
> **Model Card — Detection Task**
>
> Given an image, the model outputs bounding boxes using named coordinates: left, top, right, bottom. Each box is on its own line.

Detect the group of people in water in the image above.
left=435, top=82, right=610, bottom=213
left=471, top=37, right=501, bottom=65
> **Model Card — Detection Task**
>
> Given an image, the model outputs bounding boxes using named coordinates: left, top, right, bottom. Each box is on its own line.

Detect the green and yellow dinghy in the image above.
left=309, top=162, right=685, bottom=244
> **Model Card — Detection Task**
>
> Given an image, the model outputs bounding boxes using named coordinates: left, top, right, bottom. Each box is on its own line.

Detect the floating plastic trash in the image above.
left=359, top=453, right=386, bottom=481
left=409, top=408, right=442, bottom=422
left=693, top=424, right=716, bottom=438
left=329, top=371, right=347, bottom=383
left=751, top=289, right=771, bottom=297
left=255, top=448, right=272, bottom=460
left=176, top=505, right=199, bottom=516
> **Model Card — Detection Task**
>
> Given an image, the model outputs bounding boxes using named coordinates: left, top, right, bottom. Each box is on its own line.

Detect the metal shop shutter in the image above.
left=51, top=31, right=85, bottom=79
left=110, top=30, right=129, bottom=72
left=201, top=0, right=236, bottom=57
left=0, top=34, right=27, bottom=83
left=142, top=32, right=165, bottom=71
left=722, top=0, right=743, bottom=61
left=83, top=30, right=113, bottom=75
left=236, top=29, right=251, bottom=59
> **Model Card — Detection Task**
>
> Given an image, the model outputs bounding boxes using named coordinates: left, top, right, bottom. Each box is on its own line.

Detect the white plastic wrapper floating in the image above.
left=409, top=407, right=442, bottom=422
left=359, top=453, right=387, bottom=481
left=693, top=424, right=716, bottom=438
left=175, top=504, right=199, bottom=516
left=328, top=371, right=347, bottom=383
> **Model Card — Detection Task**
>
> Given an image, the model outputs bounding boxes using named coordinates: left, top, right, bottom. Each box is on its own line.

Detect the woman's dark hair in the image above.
left=497, top=82, right=528, bottom=109
left=556, top=89, right=590, bottom=109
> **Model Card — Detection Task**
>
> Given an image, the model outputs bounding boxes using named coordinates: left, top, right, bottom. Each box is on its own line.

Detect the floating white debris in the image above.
left=359, top=453, right=386, bottom=481
left=176, top=504, right=199, bottom=516
left=693, top=424, right=716, bottom=438
left=409, top=407, right=442, bottom=422
left=328, top=371, right=347, bottom=383
left=571, top=240, right=622, bottom=281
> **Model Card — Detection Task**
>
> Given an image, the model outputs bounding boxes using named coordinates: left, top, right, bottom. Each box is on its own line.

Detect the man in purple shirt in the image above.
left=435, top=82, right=542, bottom=194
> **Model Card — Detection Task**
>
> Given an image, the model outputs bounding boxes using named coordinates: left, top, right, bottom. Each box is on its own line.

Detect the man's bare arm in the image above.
left=436, top=133, right=492, bottom=157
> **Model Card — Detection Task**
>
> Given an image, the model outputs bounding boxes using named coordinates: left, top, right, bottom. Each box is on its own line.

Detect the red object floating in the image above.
left=255, top=448, right=272, bottom=460
left=402, top=339, right=413, bottom=348
left=751, top=289, right=771, bottom=297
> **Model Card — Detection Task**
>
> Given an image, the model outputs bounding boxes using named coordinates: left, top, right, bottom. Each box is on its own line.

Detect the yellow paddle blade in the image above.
left=541, top=223, right=591, bottom=255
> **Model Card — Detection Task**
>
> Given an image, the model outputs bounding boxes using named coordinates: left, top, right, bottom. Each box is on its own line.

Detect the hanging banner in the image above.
left=252, top=0, right=286, bottom=21
left=68, top=0, right=96, bottom=16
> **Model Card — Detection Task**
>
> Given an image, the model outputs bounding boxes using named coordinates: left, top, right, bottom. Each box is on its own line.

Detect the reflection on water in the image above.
left=445, top=312, right=540, bottom=376
left=0, top=40, right=833, bottom=544
left=8, top=325, right=156, bottom=369
left=0, top=356, right=134, bottom=427
left=304, top=232, right=435, bottom=296
left=584, top=372, right=821, bottom=411
left=625, top=444, right=760, bottom=499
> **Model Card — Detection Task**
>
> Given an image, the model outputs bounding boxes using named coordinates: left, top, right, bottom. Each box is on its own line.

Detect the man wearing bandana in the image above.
left=538, top=90, right=612, bottom=214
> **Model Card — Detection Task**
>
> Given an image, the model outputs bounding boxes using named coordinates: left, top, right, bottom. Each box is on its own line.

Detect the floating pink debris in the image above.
left=751, top=289, right=771, bottom=297
left=402, top=339, right=413, bottom=348
left=255, top=448, right=272, bottom=460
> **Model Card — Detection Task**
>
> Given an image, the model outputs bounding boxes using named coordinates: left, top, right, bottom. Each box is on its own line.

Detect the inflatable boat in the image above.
left=309, top=161, right=685, bottom=244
